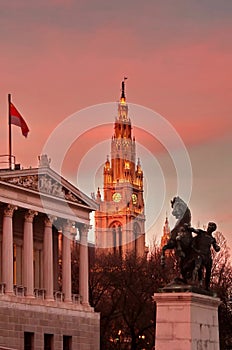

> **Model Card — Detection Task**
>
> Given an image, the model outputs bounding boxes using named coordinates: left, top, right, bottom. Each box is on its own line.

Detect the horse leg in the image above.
left=181, top=258, right=194, bottom=282
left=176, top=238, right=185, bottom=258
left=192, top=255, right=202, bottom=284
left=180, top=258, right=188, bottom=283
left=198, top=267, right=203, bottom=288
left=161, top=247, right=166, bottom=267
left=161, top=241, right=175, bottom=267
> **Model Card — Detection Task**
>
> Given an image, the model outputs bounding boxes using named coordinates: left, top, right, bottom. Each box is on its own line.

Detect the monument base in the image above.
left=153, top=290, right=220, bottom=350
left=161, top=281, right=217, bottom=297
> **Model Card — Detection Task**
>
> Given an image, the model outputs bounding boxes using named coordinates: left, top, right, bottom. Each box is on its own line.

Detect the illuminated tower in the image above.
left=95, top=80, right=146, bottom=257
left=160, top=216, right=171, bottom=249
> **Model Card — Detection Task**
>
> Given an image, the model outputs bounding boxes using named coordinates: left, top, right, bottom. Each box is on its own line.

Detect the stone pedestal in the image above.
left=153, top=291, right=220, bottom=350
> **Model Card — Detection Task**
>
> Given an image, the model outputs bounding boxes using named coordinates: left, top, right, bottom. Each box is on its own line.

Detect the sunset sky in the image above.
left=1, top=0, right=232, bottom=249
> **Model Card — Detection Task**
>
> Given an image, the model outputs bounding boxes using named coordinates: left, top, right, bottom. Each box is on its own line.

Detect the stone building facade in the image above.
left=0, top=155, right=100, bottom=350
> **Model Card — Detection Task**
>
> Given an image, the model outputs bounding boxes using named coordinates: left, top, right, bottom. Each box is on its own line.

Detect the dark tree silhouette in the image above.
left=210, top=232, right=232, bottom=350
left=87, top=249, right=177, bottom=349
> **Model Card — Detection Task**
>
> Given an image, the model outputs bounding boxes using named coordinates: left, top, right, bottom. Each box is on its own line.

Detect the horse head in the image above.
left=171, top=196, right=190, bottom=223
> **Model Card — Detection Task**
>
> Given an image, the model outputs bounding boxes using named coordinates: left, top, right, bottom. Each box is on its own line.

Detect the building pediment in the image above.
left=0, top=164, right=98, bottom=211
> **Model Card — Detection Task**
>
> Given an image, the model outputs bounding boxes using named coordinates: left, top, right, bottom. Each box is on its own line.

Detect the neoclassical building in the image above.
left=95, top=81, right=146, bottom=257
left=0, top=155, right=99, bottom=350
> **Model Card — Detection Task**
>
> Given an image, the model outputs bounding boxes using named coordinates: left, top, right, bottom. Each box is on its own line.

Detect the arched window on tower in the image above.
left=110, top=222, right=122, bottom=257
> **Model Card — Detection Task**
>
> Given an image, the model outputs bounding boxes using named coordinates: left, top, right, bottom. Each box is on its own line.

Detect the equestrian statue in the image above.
left=161, top=196, right=220, bottom=290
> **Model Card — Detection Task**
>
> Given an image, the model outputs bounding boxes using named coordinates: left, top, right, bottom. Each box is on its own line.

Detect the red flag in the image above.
left=10, top=103, right=29, bottom=137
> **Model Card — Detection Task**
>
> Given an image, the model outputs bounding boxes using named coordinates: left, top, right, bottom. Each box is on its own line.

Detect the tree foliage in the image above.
left=88, top=249, right=176, bottom=350
left=211, top=232, right=232, bottom=350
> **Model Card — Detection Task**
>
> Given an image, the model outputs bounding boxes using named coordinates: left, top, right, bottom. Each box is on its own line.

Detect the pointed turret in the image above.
left=104, top=155, right=110, bottom=170
left=160, top=215, right=171, bottom=249
left=96, top=187, right=101, bottom=202
left=103, top=155, right=112, bottom=200
left=135, top=158, right=143, bottom=188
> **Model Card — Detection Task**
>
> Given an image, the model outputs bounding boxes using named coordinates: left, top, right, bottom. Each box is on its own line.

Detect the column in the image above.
left=53, top=230, right=59, bottom=292
left=62, top=220, right=73, bottom=302
left=23, top=210, right=38, bottom=297
left=43, top=215, right=56, bottom=300
left=79, top=224, right=90, bottom=306
left=2, top=204, right=17, bottom=294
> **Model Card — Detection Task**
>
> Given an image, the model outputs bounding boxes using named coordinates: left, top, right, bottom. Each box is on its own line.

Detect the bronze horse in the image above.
left=161, top=196, right=194, bottom=282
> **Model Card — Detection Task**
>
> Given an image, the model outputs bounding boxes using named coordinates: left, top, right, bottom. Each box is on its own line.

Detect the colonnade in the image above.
left=1, top=204, right=90, bottom=305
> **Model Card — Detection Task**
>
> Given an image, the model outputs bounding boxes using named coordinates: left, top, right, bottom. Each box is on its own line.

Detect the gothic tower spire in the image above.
left=118, top=77, right=129, bottom=122
left=95, top=80, right=146, bottom=257
left=160, top=215, right=171, bottom=249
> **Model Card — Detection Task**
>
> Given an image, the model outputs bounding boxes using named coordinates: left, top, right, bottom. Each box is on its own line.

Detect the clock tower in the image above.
left=95, top=80, right=146, bottom=257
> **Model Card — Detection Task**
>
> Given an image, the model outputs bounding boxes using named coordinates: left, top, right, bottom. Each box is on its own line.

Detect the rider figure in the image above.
left=188, top=222, right=220, bottom=289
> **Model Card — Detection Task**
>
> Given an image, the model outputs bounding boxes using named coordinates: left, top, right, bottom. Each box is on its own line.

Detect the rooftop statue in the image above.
left=38, top=154, right=51, bottom=167
left=161, top=196, right=220, bottom=290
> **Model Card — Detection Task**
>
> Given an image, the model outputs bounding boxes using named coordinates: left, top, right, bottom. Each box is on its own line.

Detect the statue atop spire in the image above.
left=118, top=77, right=129, bottom=121
left=160, top=215, right=171, bottom=249
left=120, top=77, right=128, bottom=103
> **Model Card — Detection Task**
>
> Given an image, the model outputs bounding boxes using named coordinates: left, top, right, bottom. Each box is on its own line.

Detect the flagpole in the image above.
left=8, top=94, right=12, bottom=170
